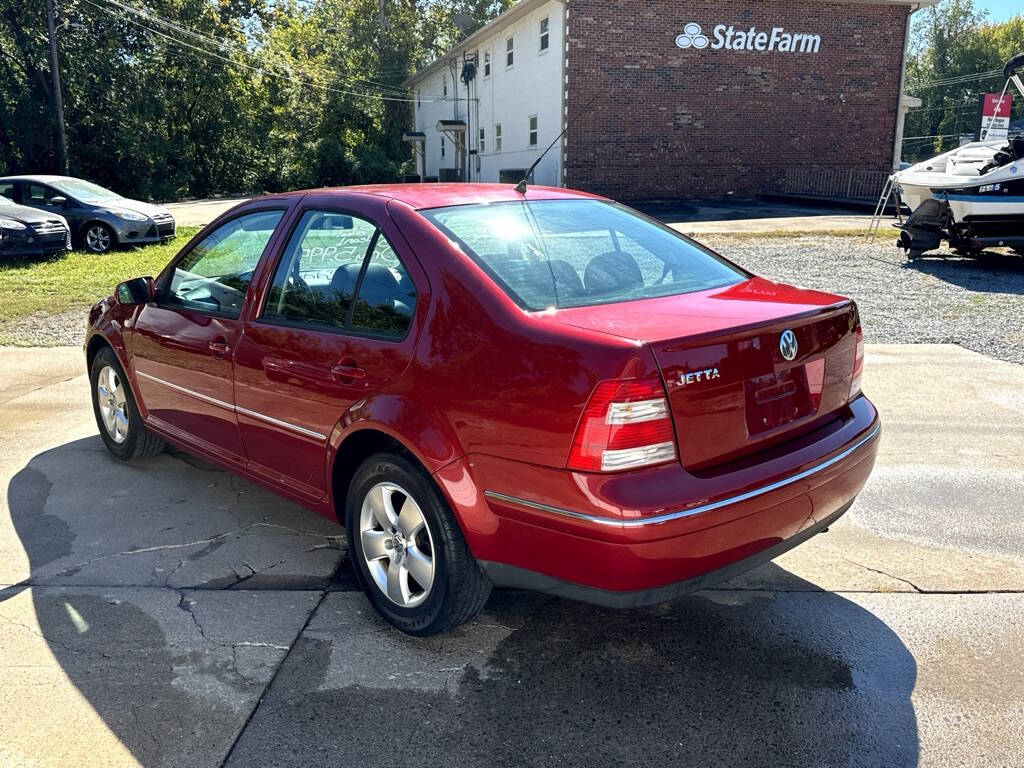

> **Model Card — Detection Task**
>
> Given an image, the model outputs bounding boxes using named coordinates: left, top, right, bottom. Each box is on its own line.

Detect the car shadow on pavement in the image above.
left=903, top=249, right=1024, bottom=294
left=3, top=437, right=920, bottom=767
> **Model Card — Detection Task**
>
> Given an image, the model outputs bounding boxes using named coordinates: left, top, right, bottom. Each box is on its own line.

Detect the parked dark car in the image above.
left=0, top=192, right=71, bottom=259
left=85, top=184, right=879, bottom=636
left=0, top=175, right=175, bottom=254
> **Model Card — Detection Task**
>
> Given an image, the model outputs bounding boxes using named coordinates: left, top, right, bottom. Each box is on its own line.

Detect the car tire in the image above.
left=82, top=222, right=116, bottom=254
left=346, top=452, right=491, bottom=636
left=90, top=346, right=164, bottom=461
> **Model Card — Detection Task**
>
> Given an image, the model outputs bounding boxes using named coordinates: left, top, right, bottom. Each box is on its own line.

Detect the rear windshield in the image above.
left=421, top=199, right=747, bottom=310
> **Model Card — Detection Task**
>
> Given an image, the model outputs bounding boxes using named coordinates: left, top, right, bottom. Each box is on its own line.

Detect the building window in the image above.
left=483, top=51, right=491, bottom=78
left=441, top=137, right=445, bottom=158
left=529, top=115, right=538, bottom=147
left=442, top=76, right=447, bottom=98
left=416, top=90, right=421, bottom=108
left=506, top=37, right=514, bottom=68
left=540, top=17, right=549, bottom=52
left=479, top=127, right=485, bottom=154
left=495, top=123, right=502, bottom=153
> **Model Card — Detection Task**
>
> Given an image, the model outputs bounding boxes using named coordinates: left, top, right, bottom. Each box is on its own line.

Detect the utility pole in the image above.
left=46, top=0, right=69, bottom=175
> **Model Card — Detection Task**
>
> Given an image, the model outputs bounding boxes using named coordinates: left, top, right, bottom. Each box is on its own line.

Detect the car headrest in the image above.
left=329, top=264, right=358, bottom=298
left=357, top=263, right=403, bottom=307
left=548, top=260, right=585, bottom=298
left=584, top=251, right=643, bottom=295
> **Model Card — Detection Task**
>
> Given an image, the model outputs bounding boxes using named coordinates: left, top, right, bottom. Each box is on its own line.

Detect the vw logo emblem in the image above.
left=779, top=330, right=798, bottom=361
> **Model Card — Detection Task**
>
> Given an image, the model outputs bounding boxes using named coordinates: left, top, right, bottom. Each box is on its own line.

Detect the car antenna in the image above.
left=515, top=94, right=602, bottom=196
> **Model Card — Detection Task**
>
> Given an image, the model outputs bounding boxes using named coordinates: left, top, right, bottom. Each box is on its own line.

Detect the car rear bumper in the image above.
left=434, top=395, right=880, bottom=603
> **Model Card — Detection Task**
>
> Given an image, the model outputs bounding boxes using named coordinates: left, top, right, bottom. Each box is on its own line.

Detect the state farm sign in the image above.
left=676, top=23, right=822, bottom=54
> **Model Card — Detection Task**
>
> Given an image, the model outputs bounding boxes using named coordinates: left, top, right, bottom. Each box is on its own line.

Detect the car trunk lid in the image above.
left=550, top=277, right=859, bottom=470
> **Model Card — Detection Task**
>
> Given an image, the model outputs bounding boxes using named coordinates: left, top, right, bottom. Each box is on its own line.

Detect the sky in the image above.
left=977, top=0, right=1022, bottom=23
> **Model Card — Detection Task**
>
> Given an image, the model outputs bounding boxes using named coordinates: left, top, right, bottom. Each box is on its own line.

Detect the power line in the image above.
left=908, top=68, right=1004, bottom=90
left=84, top=0, right=434, bottom=102
left=93, top=0, right=415, bottom=97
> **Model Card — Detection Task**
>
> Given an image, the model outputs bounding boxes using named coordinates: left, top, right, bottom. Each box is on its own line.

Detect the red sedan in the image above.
left=85, top=184, right=879, bottom=635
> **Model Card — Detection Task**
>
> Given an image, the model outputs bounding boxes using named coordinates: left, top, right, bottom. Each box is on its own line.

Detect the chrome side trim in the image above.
left=235, top=405, right=327, bottom=441
left=484, top=422, right=881, bottom=528
left=137, top=371, right=234, bottom=411
left=136, top=371, right=327, bottom=441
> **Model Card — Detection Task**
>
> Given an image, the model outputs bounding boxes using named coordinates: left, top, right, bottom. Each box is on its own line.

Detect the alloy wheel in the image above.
left=86, top=225, right=112, bottom=253
left=359, top=482, right=436, bottom=608
left=96, top=364, right=129, bottom=443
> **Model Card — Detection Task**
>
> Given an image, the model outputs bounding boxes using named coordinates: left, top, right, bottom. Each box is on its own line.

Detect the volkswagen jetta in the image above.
left=84, top=184, right=879, bottom=635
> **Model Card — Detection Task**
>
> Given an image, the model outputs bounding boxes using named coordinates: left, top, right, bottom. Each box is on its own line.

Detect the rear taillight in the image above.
left=567, top=376, right=678, bottom=472
left=850, top=325, right=865, bottom=399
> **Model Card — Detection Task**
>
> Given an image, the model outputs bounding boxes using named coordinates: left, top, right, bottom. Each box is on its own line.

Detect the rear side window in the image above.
left=421, top=200, right=746, bottom=310
left=263, top=211, right=378, bottom=329
left=262, top=209, right=417, bottom=338
left=350, top=236, right=417, bottom=337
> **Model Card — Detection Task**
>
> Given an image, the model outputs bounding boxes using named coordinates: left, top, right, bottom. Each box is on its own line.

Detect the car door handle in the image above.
left=208, top=339, right=232, bottom=358
left=331, top=363, right=366, bottom=381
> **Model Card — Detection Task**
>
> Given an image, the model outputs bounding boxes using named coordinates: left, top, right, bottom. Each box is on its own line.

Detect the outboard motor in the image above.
left=897, top=199, right=949, bottom=259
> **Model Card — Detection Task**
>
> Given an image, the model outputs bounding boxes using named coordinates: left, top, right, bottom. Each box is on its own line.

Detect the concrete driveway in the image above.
left=1, top=345, right=1022, bottom=767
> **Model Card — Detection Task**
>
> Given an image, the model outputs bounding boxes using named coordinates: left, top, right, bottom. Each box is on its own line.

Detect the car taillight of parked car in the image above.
left=850, top=325, right=865, bottom=400
left=568, top=376, right=678, bottom=472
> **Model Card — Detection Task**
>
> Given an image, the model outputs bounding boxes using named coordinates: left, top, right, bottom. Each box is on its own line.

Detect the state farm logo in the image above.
left=676, top=23, right=822, bottom=54
left=675, top=23, right=709, bottom=50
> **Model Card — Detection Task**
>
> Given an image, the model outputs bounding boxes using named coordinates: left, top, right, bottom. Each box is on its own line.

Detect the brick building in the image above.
left=405, top=0, right=934, bottom=200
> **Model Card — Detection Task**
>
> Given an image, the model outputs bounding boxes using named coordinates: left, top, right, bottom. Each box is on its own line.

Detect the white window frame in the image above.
left=495, top=123, right=502, bottom=153
left=505, top=36, right=514, bottom=68
left=529, top=115, right=538, bottom=147
left=483, top=50, right=491, bottom=79
left=479, top=127, right=486, bottom=154
left=539, top=17, right=550, bottom=53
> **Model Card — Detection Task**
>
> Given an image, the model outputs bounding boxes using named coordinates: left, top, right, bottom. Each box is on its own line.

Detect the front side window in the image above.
left=540, top=17, right=549, bottom=51
left=529, top=115, right=538, bottom=146
left=441, top=137, right=445, bottom=158
left=262, top=210, right=416, bottom=338
left=479, top=127, right=485, bottom=153
left=421, top=200, right=746, bottom=310
left=495, top=123, right=502, bottom=153
left=506, top=36, right=514, bottom=67
left=166, top=210, right=284, bottom=317
left=483, top=51, right=491, bottom=78
left=26, top=184, right=63, bottom=205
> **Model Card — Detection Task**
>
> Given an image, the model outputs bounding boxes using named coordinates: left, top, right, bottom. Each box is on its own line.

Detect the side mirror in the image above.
left=50, top=196, right=68, bottom=207
left=115, top=276, right=155, bottom=306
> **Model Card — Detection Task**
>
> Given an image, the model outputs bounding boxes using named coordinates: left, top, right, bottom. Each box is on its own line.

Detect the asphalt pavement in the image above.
left=1, top=344, right=1023, bottom=767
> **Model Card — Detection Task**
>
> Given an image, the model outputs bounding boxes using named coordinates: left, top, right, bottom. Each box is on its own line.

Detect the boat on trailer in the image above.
left=891, top=52, right=1024, bottom=260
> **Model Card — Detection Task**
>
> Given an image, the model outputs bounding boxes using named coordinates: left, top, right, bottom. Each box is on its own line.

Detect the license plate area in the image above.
left=745, top=366, right=812, bottom=436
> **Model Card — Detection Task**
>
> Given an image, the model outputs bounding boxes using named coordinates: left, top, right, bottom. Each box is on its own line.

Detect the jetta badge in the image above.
left=679, top=368, right=721, bottom=386
left=779, top=329, right=798, bottom=361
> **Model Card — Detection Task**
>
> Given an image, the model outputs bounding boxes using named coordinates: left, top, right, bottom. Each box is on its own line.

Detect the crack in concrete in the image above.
left=842, top=559, right=925, bottom=592
left=0, top=612, right=115, bottom=660
left=43, top=522, right=345, bottom=581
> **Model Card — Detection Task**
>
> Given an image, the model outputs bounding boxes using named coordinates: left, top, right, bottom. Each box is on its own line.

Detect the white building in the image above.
left=404, top=0, right=564, bottom=186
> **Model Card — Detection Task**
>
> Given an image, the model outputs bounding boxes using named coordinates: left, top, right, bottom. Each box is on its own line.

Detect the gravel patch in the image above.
left=0, top=308, right=87, bottom=347
left=1, top=236, right=1021, bottom=364
left=699, top=235, right=1024, bottom=366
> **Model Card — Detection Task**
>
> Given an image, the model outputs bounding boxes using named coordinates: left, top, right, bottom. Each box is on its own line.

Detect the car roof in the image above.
left=0, top=175, right=77, bottom=183
left=297, top=183, right=608, bottom=210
